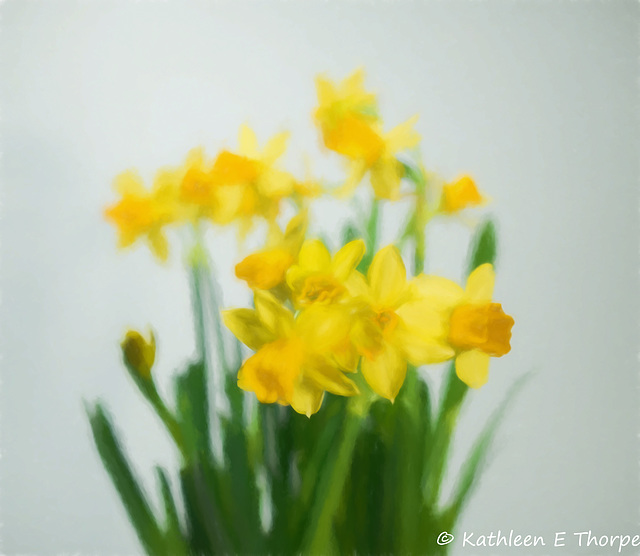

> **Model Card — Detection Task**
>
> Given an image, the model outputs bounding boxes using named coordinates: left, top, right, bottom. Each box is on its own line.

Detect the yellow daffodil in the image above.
left=439, top=175, right=487, bottom=214
left=121, top=328, right=156, bottom=380
left=223, top=291, right=359, bottom=416
left=413, top=264, right=514, bottom=388
left=287, top=238, right=365, bottom=307
left=212, top=125, right=296, bottom=236
left=104, top=170, right=177, bottom=261
left=314, top=68, right=380, bottom=152
left=332, top=117, right=421, bottom=201
left=235, top=211, right=308, bottom=290
left=345, top=245, right=454, bottom=401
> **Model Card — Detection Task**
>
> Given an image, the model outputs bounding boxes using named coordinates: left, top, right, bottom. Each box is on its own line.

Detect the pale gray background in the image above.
left=1, top=1, right=638, bottom=554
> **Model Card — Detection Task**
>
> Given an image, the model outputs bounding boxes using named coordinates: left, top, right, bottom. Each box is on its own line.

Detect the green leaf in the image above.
left=85, top=402, right=166, bottom=556
left=423, top=217, right=499, bottom=508
left=467, top=218, right=497, bottom=274
left=440, top=374, right=530, bottom=530
left=175, top=360, right=212, bottom=462
left=155, top=466, right=188, bottom=556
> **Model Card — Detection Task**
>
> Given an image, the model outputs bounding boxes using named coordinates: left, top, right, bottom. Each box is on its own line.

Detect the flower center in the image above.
left=448, top=302, right=514, bottom=356
left=374, top=309, right=399, bottom=337
left=298, top=274, right=345, bottom=305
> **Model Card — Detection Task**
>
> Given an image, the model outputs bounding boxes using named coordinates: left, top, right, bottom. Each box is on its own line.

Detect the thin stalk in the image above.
left=300, top=401, right=365, bottom=555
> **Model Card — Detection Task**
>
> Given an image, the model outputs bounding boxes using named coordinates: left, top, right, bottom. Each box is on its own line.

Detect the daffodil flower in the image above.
left=212, top=125, right=296, bottom=236
left=345, top=245, right=454, bottom=401
left=438, top=175, right=487, bottom=214
left=286, top=238, right=365, bottom=307
left=314, top=68, right=380, bottom=147
left=104, top=170, right=177, bottom=261
left=414, top=263, right=514, bottom=388
left=223, top=291, right=359, bottom=416
left=235, top=211, right=308, bottom=290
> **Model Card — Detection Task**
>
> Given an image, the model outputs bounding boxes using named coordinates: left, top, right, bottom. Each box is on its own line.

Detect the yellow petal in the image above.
left=344, top=271, right=370, bottom=300
left=254, top=290, right=294, bottom=337
left=368, top=245, right=407, bottom=307
left=384, top=115, right=420, bottom=154
left=331, top=239, right=366, bottom=282
left=235, top=249, right=294, bottom=290
left=455, top=349, right=491, bottom=389
left=238, top=339, right=303, bottom=404
left=239, top=124, right=259, bottom=158
left=315, top=75, right=336, bottom=106
left=334, top=159, right=368, bottom=198
left=147, top=229, right=169, bottom=262
left=296, top=305, right=352, bottom=351
left=465, top=263, right=495, bottom=303
left=304, top=357, right=359, bottom=397
left=222, top=308, right=275, bottom=351
left=257, top=169, right=295, bottom=197
left=114, top=170, right=146, bottom=197
left=262, top=131, right=289, bottom=165
left=298, top=239, right=332, bottom=272
left=411, top=275, right=465, bottom=311
left=370, top=156, right=403, bottom=200
left=290, top=375, right=325, bottom=417
left=361, top=342, right=406, bottom=402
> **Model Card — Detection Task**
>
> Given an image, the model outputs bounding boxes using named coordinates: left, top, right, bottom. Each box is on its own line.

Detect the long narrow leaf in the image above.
left=85, top=402, right=166, bottom=556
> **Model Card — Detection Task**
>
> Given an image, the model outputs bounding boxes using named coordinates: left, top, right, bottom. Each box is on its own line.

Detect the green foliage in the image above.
left=88, top=216, right=520, bottom=556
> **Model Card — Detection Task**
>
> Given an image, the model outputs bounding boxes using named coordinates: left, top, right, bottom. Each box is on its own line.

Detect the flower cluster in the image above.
left=106, top=69, right=513, bottom=416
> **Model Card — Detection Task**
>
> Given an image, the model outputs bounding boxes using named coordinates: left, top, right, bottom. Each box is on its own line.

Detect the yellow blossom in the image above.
left=235, top=211, right=308, bottom=290
left=334, top=116, right=421, bottom=201
left=212, top=125, right=296, bottom=236
left=104, top=170, right=177, bottom=261
left=287, top=238, right=365, bottom=308
left=413, top=264, right=514, bottom=388
left=121, top=329, right=156, bottom=380
left=439, top=175, right=487, bottom=214
left=314, top=68, right=379, bottom=151
left=345, top=245, right=454, bottom=401
left=223, top=291, right=359, bottom=416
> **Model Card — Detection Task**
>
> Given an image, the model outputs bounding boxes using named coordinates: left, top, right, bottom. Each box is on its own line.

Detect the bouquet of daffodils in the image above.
left=87, top=69, right=516, bottom=556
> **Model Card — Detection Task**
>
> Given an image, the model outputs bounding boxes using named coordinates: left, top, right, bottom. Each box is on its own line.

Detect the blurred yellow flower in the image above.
left=414, top=264, right=514, bottom=388
left=104, top=170, right=177, bottom=261
left=223, top=292, right=359, bottom=416
left=314, top=69, right=420, bottom=201
left=287, top=238, right=365, bottom=307
left=235, top=211, right=308, bottom=290
left=345, top=245, right=454, bottom=401
left=213, top=125, right=296, bottom=236
left=439, top=175, right=486, bottom=214
left=121, top=328, right=156, bottom=380
left=314, top=68, right=379, bottom=150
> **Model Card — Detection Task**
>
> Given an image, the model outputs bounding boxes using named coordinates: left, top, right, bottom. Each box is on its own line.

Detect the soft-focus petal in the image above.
left=147, top=229, right=169, bottom=262
left=334, top=159, right=368, bottom=198
left=370, top=156, right=403, bottom=200
left=296, top=305, right=351, bottom=351
left=114, top=170, right=146, bottom=196
left=396, top=300, right=447, bottom=339
left=411, top=275, right=465, bottom=311
left=331, top=239, right=366, bottom=282
left=262, top=132, right=289, bottom=165
left=254, top=291, right=294, bottom=337
left=239, top=124, right=259, bottom=158
left=290, top=376, right=324, bottom=417
left=304, top=357, right=359, bottom=397
left=384, top=115, right=420, bottom=154
left=465, top=263, right=495, bottom=303
left=368, top=245, right=407, bottom=307
left=455, top=349, right=491, bottom=389
left=361, top=342, right=406, bottom=402
left=298, top=239, right=332, bottom=272
left=222, top=308, right=275, bottom=351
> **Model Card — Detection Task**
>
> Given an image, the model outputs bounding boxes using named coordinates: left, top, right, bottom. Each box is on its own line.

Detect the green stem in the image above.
left=301, top=401, right=366, bottom=555
left=358, top=197, right=381, bottom=273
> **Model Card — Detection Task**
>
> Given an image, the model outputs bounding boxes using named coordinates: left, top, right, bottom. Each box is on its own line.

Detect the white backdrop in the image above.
left=2, top=1, right=638, bottom=554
